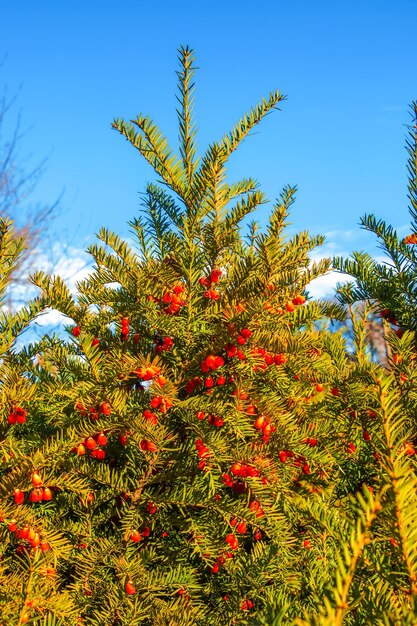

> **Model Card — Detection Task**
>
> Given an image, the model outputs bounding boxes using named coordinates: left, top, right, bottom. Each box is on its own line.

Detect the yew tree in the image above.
left=2, top=48, right=417, bottom=626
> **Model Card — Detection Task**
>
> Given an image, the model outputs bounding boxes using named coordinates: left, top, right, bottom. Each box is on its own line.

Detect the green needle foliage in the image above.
left=1, top=48, right=417, bottom=626
left=334, top=102, right=417, bottom=337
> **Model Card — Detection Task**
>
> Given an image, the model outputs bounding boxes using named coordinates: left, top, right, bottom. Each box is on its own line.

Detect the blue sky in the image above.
left=1, top=0, right=417, bottom=281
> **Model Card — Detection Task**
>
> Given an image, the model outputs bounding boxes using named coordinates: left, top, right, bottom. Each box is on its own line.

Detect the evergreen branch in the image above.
left=112, top=116, right=186, bottom=200
left=176, top=45, right=199, bottom=186
left=406, top=102, right=417, bottom=231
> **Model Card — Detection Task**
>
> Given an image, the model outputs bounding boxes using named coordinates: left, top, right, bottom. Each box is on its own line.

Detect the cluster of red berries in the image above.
left=74, top=432, right=107, bottom=459
left=263, top=293, right=306, bottom=314
left=221, top=473, right=246, bottom=493
left=6, top=519, right=50, bottom=551
left=134, top=364, right=162, bottom=381
left=225, top=533, right=239, bottom=550
left=146, top=501, right=157, bottom=515
left=204, top=289, right=220, bottom=300
left=204, top=374, right=228, bottom=389
left=13, top=473, right=53, bottom=506
left=161, top=284, right=186, bottom=314
left=184, top=376, right=203, bottom=394
left=277, top=449, right=311, bottom=474
left=199, top=268, right=222, bottom=288
left=120, top=316, right=129, bottom=340
left=224, top=343, right=246, bottom=360
left=154, top=335, right=173, bottom=353
left=196, top=439, right=211, bottom=470
left=202, top=354, right=229, bottom=388
left=143, top=395, right=173, bottom=425
left=230, top=462, right=260, bottom=479
left=201, top=354, right=225, bottom=372
left=75, top=401, right=112, bottom=420
left=221, top=326, right=252, bottom=360
left=210, top=553, right=230, bottom=574
left=285, top=294, right=306, bottom=312
left=199, top=268, right=222, bottom=300
left=8, top=406, right=27, bottom=424
left=253, top=415, right=276, bottom=442
left=251, top=346, right=287, bottom=372
left=230, top=517, right=248, bottom=534
left=150, top=395, right=173, bottom=413
left=380, top=308, right=404, bottom=337
left=130, top=526, right=151, bottom=543
left=195, top=411, right=224, bottom=428
left=241, top=599, right=254, bottom=611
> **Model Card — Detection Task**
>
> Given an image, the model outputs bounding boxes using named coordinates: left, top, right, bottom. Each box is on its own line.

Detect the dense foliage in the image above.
left=1, top=48, right=417, bottom=626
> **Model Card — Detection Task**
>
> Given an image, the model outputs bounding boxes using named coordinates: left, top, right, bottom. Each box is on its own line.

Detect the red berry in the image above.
left=99, top=402, right=112, bottom=416
left=130, top=530, right=142, bottom=543
left=236, top=522, right=247, bottom=534
left=29, top=489, right=42, bottom=503
left=86, top=437, right=97, bottom=450
left=210, top=269, right=222, bottom=283
left=97, top=432, right=107, bottom=446
left=150, top=396, right=162, bottom=409
left=125, top=580, right=136, bottom=595
left=214, top=355, right=224, bottom=369
left=72, top=325, right=81, bottom=337
left=347, top=442, right=356, bottom=454
left=231, top=463, right=243, bottom=476
left=254, top=416, right=267, bottom=430
left=42, top=487, right=53, bottom=501
left=225, top=533, right=238, bottom=549
left=205, top=355, right=216, bottom=369
left=14, top=489, right=24, bottom=505
left=315, top=383, right=324, bottom=393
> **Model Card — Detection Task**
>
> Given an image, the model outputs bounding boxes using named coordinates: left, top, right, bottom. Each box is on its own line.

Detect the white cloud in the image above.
left=307, top=270, right=351, bottom=299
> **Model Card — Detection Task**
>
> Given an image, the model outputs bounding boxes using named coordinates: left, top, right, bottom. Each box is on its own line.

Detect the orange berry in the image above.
left=31, top=472, right=42, bottom=487
left=86, top=437, right=96, bottom=450
left=76, top=443, right=86, bottom=456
